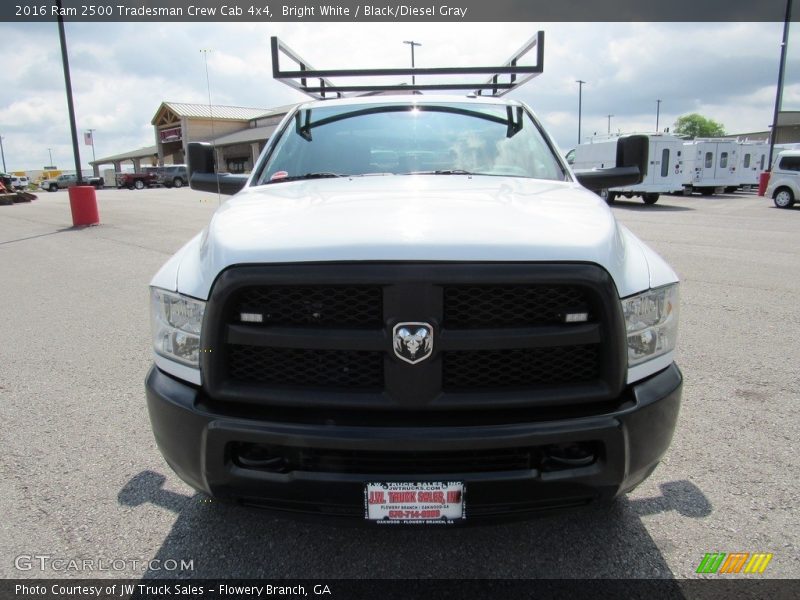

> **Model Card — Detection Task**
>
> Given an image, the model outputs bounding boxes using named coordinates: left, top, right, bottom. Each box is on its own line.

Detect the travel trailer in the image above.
left=572, top=133, right=685, bottom=204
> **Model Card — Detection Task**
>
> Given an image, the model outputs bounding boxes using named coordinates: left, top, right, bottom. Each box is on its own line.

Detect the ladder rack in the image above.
left=270, top=33, right=544, bottom=100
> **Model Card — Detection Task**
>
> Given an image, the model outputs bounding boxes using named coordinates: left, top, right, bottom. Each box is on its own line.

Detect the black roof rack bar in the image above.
left=475, top=33, right=544, bottom=97
left=270, top=36, right=345, bottom=99
left=270, top=33, right=544, bottom=100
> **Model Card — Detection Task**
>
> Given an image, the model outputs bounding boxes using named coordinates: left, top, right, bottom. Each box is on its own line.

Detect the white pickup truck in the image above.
left=145, top=41, right=682, bottom=524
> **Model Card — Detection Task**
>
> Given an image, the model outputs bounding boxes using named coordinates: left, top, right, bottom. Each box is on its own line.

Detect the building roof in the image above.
left=90, top=145, right=158, bottom=165
left=212, top=124, right=279, bottom=146
left=152, top=102, right=271, bottom=124
left=252, top=103, right=299, bottom=120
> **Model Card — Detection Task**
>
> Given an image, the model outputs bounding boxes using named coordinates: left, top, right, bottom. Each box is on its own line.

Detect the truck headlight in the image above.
left=621, top=284, right=679, bottom=367
left=150, top=288, right=206, bottom=367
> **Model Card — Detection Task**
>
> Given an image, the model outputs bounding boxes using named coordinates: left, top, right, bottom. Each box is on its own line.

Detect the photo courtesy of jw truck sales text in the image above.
left=146, top=32, right=682, bottom=525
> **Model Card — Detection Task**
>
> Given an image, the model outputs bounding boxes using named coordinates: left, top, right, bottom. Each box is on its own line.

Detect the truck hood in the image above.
left=174, top=176, right=657, bottom=298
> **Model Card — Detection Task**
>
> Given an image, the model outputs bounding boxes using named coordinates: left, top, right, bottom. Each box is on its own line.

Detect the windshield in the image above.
left=256, top=102, right=567, bottom=184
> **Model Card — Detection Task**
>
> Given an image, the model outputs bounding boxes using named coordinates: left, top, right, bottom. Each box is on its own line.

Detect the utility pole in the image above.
left=0, top=136, right=6, bottom=172
left=769, top=0, right=793, bottom=171
left=607, top=114, right=614, bottom=135
left=48, top=148, right=54, bottom=167
left=656, top=99, right=662, bottom=132
left=403, top=40, right=422, bottom=86
left=576, top=80, right=586, bottom=145
left=56, top=0, right=82, bottom=183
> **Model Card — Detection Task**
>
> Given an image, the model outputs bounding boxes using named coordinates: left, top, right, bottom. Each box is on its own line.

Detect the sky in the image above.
left=2, top=21, right=799, bottom=172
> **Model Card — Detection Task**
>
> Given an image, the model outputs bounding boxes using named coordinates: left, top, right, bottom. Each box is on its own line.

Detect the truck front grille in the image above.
left=202, top=263, right=625, bottom=410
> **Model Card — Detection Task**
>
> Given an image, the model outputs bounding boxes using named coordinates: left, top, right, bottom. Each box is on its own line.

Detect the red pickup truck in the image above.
left=116, top=171, right=157, bottom=190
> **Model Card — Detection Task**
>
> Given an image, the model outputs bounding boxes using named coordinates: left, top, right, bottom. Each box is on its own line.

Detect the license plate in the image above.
left=364, top=481, right=465, bottom=524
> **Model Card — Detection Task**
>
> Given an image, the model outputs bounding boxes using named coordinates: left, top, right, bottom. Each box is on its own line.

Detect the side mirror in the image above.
left=573, top=134, right=649, bottom=192
left=187, top=142, right=248, bottom=195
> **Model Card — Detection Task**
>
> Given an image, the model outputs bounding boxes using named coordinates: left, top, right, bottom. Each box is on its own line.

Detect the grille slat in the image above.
left=235, top=445, right=538, bottom=474
left=444, top=285, right=589, bottom=328
left=236, top=285, right=382, bottom=327
left=228, top=345, right=383, bottom=389
left=443, top=345, right=600, bottom=390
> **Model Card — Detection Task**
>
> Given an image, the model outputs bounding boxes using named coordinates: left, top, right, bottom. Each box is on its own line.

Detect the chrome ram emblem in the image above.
left=392, top=322, right=434, bottom=365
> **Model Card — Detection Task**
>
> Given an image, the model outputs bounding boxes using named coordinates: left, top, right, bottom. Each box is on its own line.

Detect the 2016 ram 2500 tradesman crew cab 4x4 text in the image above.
left=145, top=92, right=682, bottom=524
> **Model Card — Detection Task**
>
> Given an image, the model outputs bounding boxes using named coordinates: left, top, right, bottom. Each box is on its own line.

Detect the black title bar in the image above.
left=3, top=0, right=797, bottom=22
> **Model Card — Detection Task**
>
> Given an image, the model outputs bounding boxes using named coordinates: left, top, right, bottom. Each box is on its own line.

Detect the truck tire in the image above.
left=49, top=184, right=57, bottom=192
left=134, top=179, right=145, bottom=190
left=173, top=178, right=183, bottom=188
left=643, top=193, right=660, bottom=205
left=773, top=187, right=795, bottom=208
left=606, top=192, right=617, bottom=205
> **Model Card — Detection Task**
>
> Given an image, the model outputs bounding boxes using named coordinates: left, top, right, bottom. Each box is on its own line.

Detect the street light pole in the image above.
left=656, top=99, right=662, bottom=132
left=48, top=148, right=53, bottom=167
left=607, top=114, right=614, bottom=135
left=0, top=136, right=6, bottom=172
left=769, top=0, right=793, bottom=171
left=576, top=80, right=586, bottom=145
left=56, top=0, right=83, bottom=183
left=403, top=40, right=422, bottom=86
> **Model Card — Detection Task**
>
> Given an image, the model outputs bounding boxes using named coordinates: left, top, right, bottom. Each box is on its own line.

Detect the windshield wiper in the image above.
left=406, top=169, right=475, bottom=175
left=267, top=172, right=344, bottom=184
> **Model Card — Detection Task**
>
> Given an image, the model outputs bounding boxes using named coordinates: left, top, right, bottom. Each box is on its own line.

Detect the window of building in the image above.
left=227, top=157, right=248, bottom=173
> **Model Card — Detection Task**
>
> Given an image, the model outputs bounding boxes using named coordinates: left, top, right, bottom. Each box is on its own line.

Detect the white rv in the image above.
left=681, top=138, right=738, bottom=195
left=735, top=142, right=768, bottom=190
left=572, top=133, right=685, bottom=204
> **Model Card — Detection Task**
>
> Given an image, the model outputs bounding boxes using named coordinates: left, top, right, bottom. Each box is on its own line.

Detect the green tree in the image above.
left=673, top=113, right=726, bottom=138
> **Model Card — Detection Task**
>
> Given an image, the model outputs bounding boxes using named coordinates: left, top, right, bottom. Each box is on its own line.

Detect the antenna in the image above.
left=200, top=48, right=221, bottom=205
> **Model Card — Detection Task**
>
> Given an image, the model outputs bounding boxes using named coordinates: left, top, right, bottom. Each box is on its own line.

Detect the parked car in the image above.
left=40, top=173, right=104, bottom=191
left=10, top=175, right=30, bottom=190
left=116, top=171, right=158, bottom=190
left=766, top=150, right=800, bottom=208
left=157, top=165, right=188, bottom=188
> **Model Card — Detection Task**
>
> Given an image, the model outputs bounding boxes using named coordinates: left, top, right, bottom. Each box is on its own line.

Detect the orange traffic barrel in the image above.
left=757, top=171, right=771, bottom=197
left=68, top=185, right=100, bottom=226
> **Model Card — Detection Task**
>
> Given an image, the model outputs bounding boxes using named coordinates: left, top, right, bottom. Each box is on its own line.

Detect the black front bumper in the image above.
left=145, top=363, right=682, bottom=522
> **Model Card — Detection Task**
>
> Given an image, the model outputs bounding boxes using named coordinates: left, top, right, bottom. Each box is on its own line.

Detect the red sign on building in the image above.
left=159, top=127, right=182, bottom=142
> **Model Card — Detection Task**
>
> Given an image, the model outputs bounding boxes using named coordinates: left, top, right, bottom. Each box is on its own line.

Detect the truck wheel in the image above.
left=773, top=188, right=795, bottom=208
left=643, top=193, right=660, bottom=205
left=606, top=192, right=617, bottom=205
left=173, top=177, right=183, bottom=188
left=134, top=179, right=145, bottom=190
left=49, top=184, right=57, bottom=192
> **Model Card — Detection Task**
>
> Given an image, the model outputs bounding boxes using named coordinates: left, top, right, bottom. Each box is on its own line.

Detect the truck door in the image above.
left=699, top=144, right=715, bottom=183
left=653, top=142, right=671, bottom=186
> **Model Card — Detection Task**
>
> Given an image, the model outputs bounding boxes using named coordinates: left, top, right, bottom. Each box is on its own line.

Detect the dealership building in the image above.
left=90, top=101, right=295, bottom=177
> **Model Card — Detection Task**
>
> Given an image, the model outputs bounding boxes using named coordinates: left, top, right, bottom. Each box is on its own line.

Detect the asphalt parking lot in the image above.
left=0, top=187, right=798, bottom=580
